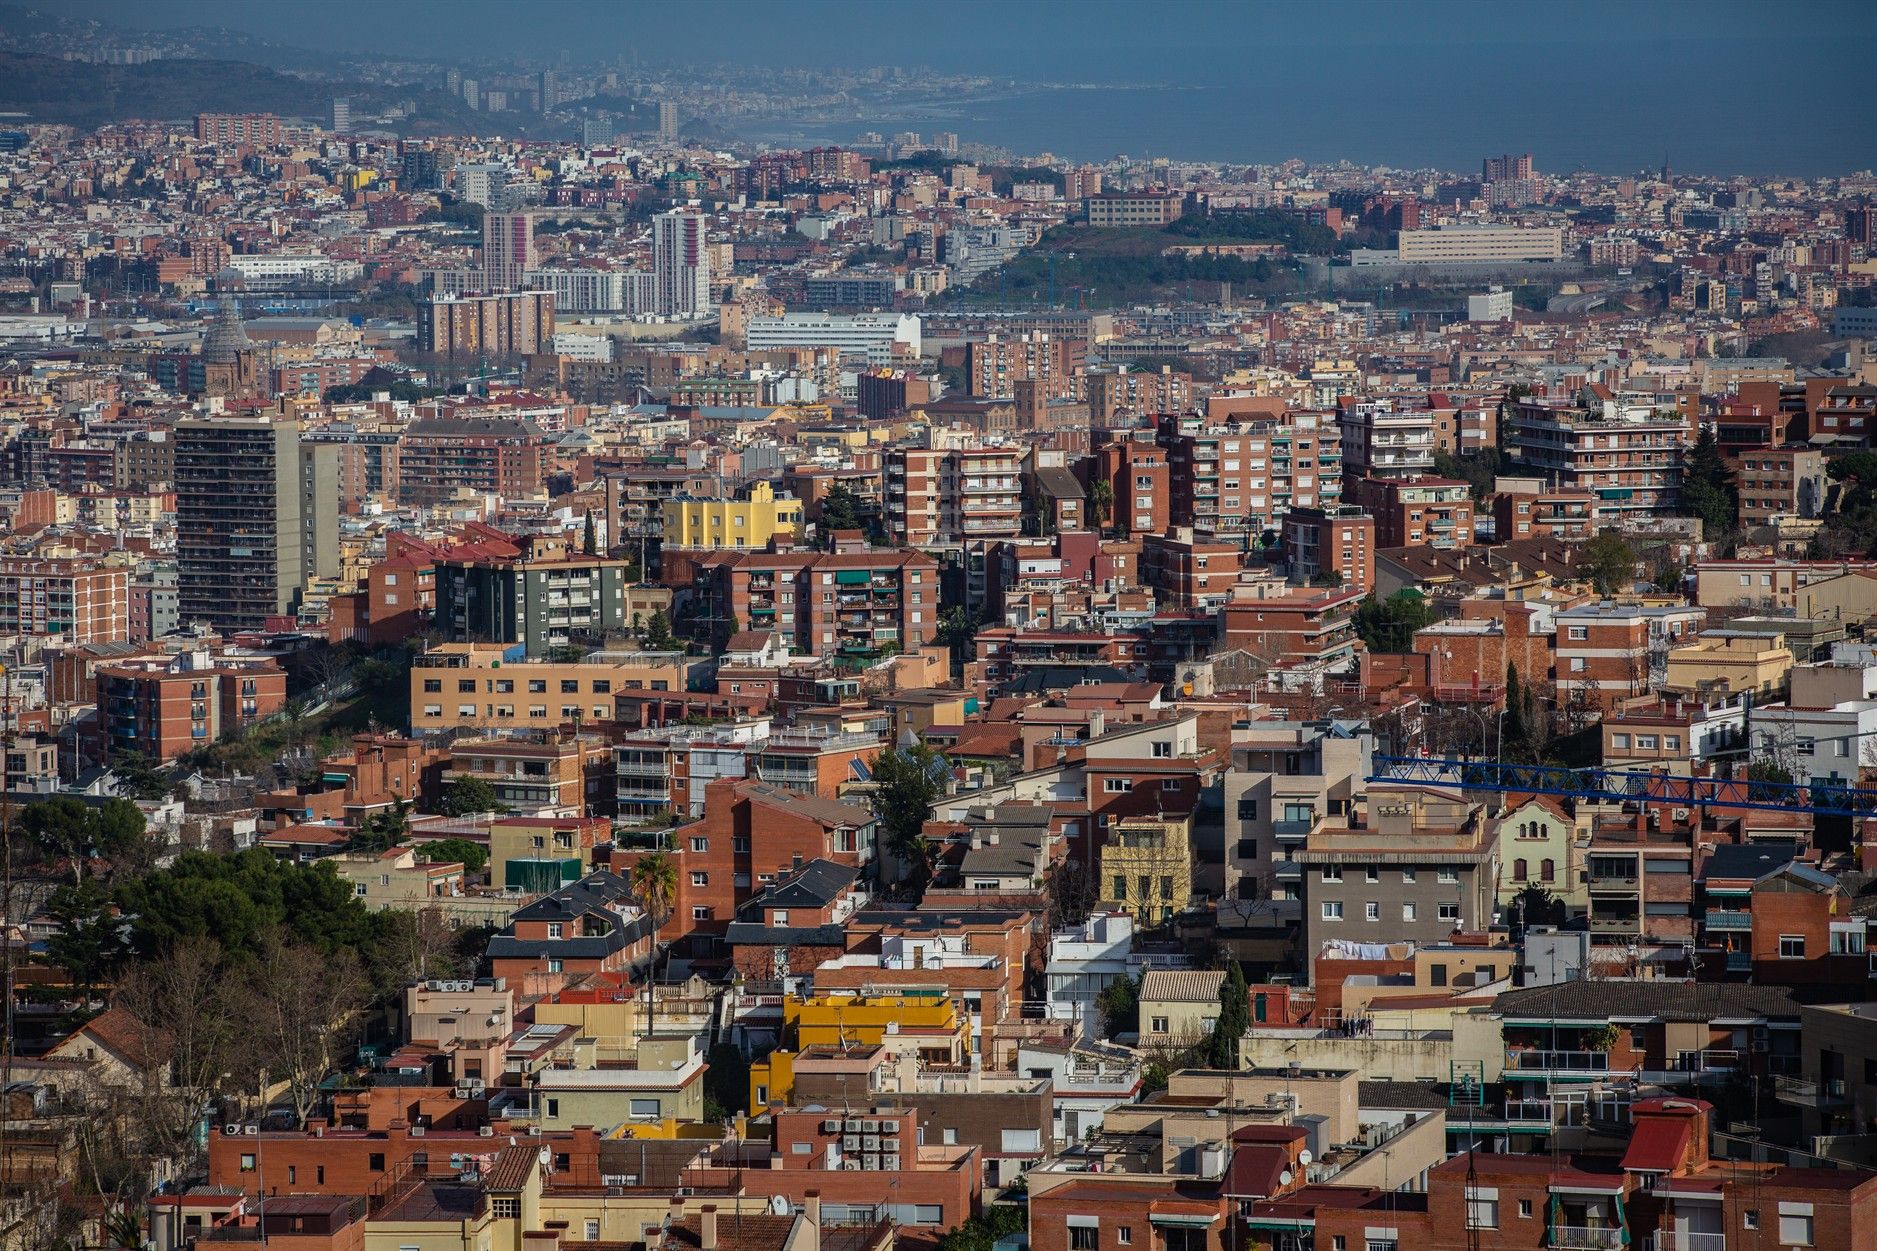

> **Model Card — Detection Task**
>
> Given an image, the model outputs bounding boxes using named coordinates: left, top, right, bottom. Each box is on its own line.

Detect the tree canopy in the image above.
left=1354, top=591, right=1437, bottom=654
left=439, top=778, right=507, bottom=818
left=1582, top=531, right=1639, bottom=596
left=866, top=742, right=947, bottom=886
left=1679, top=425, right=1737, bottom=540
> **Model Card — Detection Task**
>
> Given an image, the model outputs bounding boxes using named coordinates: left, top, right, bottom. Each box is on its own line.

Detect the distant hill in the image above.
left=0, top=49, right=335, bottom=127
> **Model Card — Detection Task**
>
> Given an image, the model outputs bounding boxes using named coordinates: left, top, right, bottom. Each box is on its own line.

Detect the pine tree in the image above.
left=582, top=509, right=598, bottom=556
left=1209, top=962, right=1250, bottom=1069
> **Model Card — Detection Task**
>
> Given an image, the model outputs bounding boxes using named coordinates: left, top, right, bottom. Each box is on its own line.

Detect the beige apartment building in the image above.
left=411, top=642, right=693, bottom=734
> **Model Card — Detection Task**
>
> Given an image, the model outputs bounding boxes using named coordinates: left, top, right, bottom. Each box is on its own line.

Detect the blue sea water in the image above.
left=735, top=42, right=1877, bottom=178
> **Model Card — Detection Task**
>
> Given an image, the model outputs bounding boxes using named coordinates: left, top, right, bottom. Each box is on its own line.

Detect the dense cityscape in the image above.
left=2, top=5, right=1877, bottom=1251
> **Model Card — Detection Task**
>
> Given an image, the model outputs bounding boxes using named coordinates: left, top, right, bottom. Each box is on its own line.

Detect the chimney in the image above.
left=803, top=1192, right=823, bottom=1251
left=700, top=1207, right=717, bottom=1251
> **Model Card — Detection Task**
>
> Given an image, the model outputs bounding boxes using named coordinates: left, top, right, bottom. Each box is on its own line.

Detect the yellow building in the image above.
left=1137, top=969, right=1225, bottom=1049
left=1662, top=632, right=1792, bottom=698
left=1098, top=814, right=1194, bottom=923
left=661, top=480, right=803, bottom=550
left=750, top=994, right=970, bottom=1109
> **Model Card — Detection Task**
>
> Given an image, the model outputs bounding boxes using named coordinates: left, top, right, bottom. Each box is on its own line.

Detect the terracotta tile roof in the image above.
left=1140, top=970, right=1226, bottom=1004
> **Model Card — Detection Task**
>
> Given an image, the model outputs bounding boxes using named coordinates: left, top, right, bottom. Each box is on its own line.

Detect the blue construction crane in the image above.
left=1367, top=755, right=1877, bottom=817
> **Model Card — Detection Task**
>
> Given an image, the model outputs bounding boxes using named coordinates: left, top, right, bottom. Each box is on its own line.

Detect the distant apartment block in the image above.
left=194, top=113, right=282, bottom=145
left=420, top=290, right=555, bottom=357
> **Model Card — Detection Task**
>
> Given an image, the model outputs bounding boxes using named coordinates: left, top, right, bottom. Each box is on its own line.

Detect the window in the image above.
left=1465, top=1197, right=1498, bottom=1230
left=629, top=1098, right=660, bottom=1117
left=369, top=1153, right=386, bottom=1172
left=1071, top=1230, right=1099, bottom=1251
left=691, top=906, right=712, bottom=921
left=912, top=1206, right=944, bottom=1227
left=1518, top=1200, right=1533, bottom=1219
left=240, top=1153, right=256, bottom=1172
left=1779, top=934, right=1805, bottom=959
left=423, top=678, right=442, bottom=693
left=529, top=679, right=547, bottom=693
left=1237, top=798, right=1259, bottom=821
left=1104, top=778, right=1133, bottom=793
left=547, top=923, right=564, bottom=939
left=1541, top=859, right=1555, bottom=883
left=1514, top=858, right=1529, bottom=881
left=1113, top=875, right=1127, bottom=899
left=1322, top=901, right=1344, bottom=920
left=1439, top=903, right=1460, bottom=922
left=1118, top=1230, right=1132, bottom=1246
left=1364, top=901, right=1379, bottom=921
left=1612, top=733, right=1630, bottom=749
left=1365, top=866, right=1380, bottom=883
left=1001, top=1128, right=1042, bottom=1152
left=1570, top=657, right=1587, bottom=672
left=561, top=680, right=580, bottom=693
left=1402, top=903, right=1417, bottom=922
left=691, top=837, right=708, bottom=853
left=1162, top=779, right=1182, bottom=792
left=1637, top=735, right=1658, bottom=750
left=1778, top=1213, right=1812, bottom=1246
left=492, top=1198, right=520, bottom=1220
left=1568, top=625, right=1587, bottom=640
left=1151, top=740, right=1173, bottom=758
left=1743, top=1211, right=1759, bottom=1231
left=1401, top=868, right=1416, bottom=883
left=690, top=872, right=708, bottom=887
left=1438, top=868, right=1459, bottom=884
left=943, top=1128, right=958, bottom=1145
left=586, top=1221, right=601, bottom=1241
left=1321, top=866, right=1343, bottom=882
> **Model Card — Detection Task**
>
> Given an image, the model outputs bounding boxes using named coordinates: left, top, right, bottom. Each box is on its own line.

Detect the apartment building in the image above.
left=1581, top=809, right=1697, bottom=945
left=1224, top=720, right=1373, bottom=901
left=1085, top=364, right=1195, bottom=421
left=1159, top=410, right=1344, bottom=539
left=1492, top=478, right=1600, bottom=540
left=1554, top=602, right=1704, bottom=710
left=1140, top=532, right=1243, bottom=609
left=173, top=416, right=309, bottom=631
left=614, top=719, right=768, bottom=818
left=1353, top=474, right=1475, bottom=548
left=1093, top=436, right=1170, bottom=537
left=964, top=332, right=1085, bottom=399
left=1395, top=223, right=1565, bottom=262
left=410, top=643, right=692, bottom=734
left=1339, top=399, right=1437, bottom=479
left=1506, top=397, right=1689, bottom=520
left=883, top=446, right=1023, bottom=547
left=1295, top=788, right=1499, bottom=958
left=1282, top=506, right=1376, bottom=592
left=433, top=548, right=637, bottom=657
left=444, top=732, right=613, bottom=813
left=0, top=558, right=129, bottom=643
left=420, top=289, right=554, bottom=356
left=1218, top=586, right=1364, bottom=670
left=95, top=649, right=288, bottom=762
left=1097, top=815, right=1195, bottom=924
left=1728, top=446, right=1829, bottom=526
left=1084, top=192, right=1184, bottom=227
left=397, top=414, right=549, bottom=505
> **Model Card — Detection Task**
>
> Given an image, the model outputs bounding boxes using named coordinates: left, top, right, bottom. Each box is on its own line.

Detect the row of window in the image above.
left=425, top=677, right=655, bottom=694
left=1321, top=866, right=1461, bottom=884
left=1324, top=900, right=1461, bottom=922
left=423, top=704, right=609, bottom=720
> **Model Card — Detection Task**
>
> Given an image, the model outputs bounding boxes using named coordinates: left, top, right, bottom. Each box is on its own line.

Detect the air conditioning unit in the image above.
left=843, top=1135, right=861, bottom=1150
left=243, top=1126, right=259, bottom=1136
left=411, top=1126, right=426, bottom=1137
left=845, top=1118, right=862, bottom=1130
left=884, top=1156, right=900, bottom=1171
left=822, top=1119, right=841, bottom=1133
left=479, top=1127, right=495, bottom=1138
left=223, top=1125, right=243, bottom=1137
left=862, top=1119, right=879, bottom=1133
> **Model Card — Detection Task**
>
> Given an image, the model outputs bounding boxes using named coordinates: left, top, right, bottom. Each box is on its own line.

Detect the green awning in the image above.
left=835, top=570, right=871, bottom=585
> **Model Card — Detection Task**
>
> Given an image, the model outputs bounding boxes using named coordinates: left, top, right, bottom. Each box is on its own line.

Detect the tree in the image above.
left=348, top=797, right=411, bottom=852
left=582, top=508, right=599, bottom=556
left=19, top=797, right=147, bottom=884
left=867, top=742, right=947, bottom=887
left=45, top=880, right=130, bottom=996
left=1500, top=663, right=1542, bottom=765
left=1208, top=962, right=1250, bottom=1070
left=642, top=609, right=677, bottom=651
left=1096, top=973, right=1139, bottom=1039
left=108, top=751, right=173, bottom=802
left=1353, top=590, right=1437, bottom=655
left=934, top=606, right=977, bottom=665
left=703, top=1043, right=749, bottom=1120
left=1582, top=530, right=1638, bottom=596
left=1679, top=425, right=1737, bottom=539
left=819, top=484, right=862, bottom=545
left=416, top=837, right=489, bottom=875
left=1510, top=884, right=1567, bottom=931
left=116, top=937, right=243, bottom=1169
left=1086, top=478, right=1114, bottom=533
left=628, top=851, right=679, bottom=1031
left=240, top=929, right=370, bottom=1128
left=439, top=778, right=506, bottom=818
left=113, top=849, right=380, bottom=960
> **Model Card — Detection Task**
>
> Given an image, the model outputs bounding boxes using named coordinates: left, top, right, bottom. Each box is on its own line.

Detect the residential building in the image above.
left=482, top=211, right=536, bottom=291
left=420, top=290, right=554, bottom=356
left=412, top=640, right=690, bottom=733
left=488, top=815, right=611, bottom=891
left=0, top=558, right=129, bottom=643
left=96, top=649, right=288, bottom=762
left=173, top=416, right=308, bottom=631
left=1394, top=223, right=1565, bottom=262
left=1729, top=446, right=1828, bottom=525
left=1282, top=506, right=1376, bottom=592
left=1339, top=400, right=1437, bottom=479
left=1506, top=397, right=1689, bottom=521
left=746, top=313, right=921, bottom=364
left=1085, top=192, right=1185, bottom=227
left=661, top=481, right=804, bottom=550
left=1159, top=410, right=1345, bottom=538
left=1225, top=720, right=1373, bottom=902
left=652, top=209, right=711, bottom=318
left=432, top=548, right=637, bottom=657
left=1555, top=602, right=1704, bottom=710
left=445, top=733, right=614, bottom=813
left=1353, top=475, right=1475, bottom=548
left=1097, top=814, right=1195, bottom=924
left=1136, top=969, right=1225, bottom=1049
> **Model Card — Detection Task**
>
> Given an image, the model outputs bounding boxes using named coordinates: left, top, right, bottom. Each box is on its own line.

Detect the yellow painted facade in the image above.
left=660, top=481, right=803, bottom=550
left=1662, top=632, right=1792, bottom=698
left=1097, top=814, right=1194, bottom=923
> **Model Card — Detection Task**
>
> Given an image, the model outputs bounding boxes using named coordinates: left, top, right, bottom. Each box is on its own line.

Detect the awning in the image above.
left=834, top=569, right=871, bottom=585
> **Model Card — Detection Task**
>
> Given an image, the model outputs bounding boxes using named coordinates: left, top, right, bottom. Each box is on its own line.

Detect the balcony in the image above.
left=1703, top=909, right=1751, bottom=931
left=1273, top=818, right=1319, bottom=840
left=1773, top=1075, right=1849, bottom=1108
left=1504, top=1049, right=1613, bottom=1078
left=1503, top=1097, right=1555, bottom=1124
left=1587, top=870, right=1640, bottom=892
left=1273, top=861, right=1303, bottom=882
left=1648, top=1228, right=1737, bottom=1251
left=1590, top=915, right=1641, bottom=933
left=1551, top=1228, right=1625, bottom=1251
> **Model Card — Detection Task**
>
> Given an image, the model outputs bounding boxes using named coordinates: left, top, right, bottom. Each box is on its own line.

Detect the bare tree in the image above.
left=373, top=907, right=466, bottom=989
left=116, top=938, right=243, bottom=1170
left=240, top=930, right=370, bottom=1128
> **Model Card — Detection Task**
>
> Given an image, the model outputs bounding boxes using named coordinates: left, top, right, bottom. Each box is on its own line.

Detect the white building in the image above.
left=223, top=254, right=362, bottom=287
left=745, top=312, right=921, bottom=365
left=1467, top=287, right=1514, bottom=322
left=653, top=210, right=711, bottom=319
left=1751, top=658, right=1877, bottom=784
left=455, top=163, right=509, bottom=208
left=525, top=268, right=656, bottom=315
left=1396, top=224, right=1565, bottom=264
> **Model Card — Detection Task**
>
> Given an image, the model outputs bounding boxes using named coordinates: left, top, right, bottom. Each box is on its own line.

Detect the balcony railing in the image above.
left=1703, top=910, right=1751, bottom=930
left=1551, top=1229, right=1624, bottom=1251
left=1774, top=1075, right=1849, bottom=1107
left=1649, top=1233, right=1725, bottom=1251
left=1505, top=1049, right=1611, bottom=1075
left=1273, top=818, right=1318, bottom=838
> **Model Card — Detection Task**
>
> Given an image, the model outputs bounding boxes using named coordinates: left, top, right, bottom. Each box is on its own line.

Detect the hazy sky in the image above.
left=61, top=0, right=1877, bottom=73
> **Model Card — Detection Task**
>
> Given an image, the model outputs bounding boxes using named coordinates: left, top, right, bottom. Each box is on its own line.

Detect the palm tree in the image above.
left=628, top=851, right=678, bottom=1035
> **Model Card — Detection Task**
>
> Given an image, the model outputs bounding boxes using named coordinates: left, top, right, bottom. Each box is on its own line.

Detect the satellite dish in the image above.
left=769, top=1195, right=791, bottom=1216
left=538, top=1147, right=552, bottom=1167
left=1297, top=1149, right=1313, bottom=1167
left=1279, top=1170, right=1294, bottom=1187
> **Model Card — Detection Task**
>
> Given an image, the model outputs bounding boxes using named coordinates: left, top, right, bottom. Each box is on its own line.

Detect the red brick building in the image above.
left=1353, top=474, right=1475, bottom=549
left=95, top=650, right=288, bottom=762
